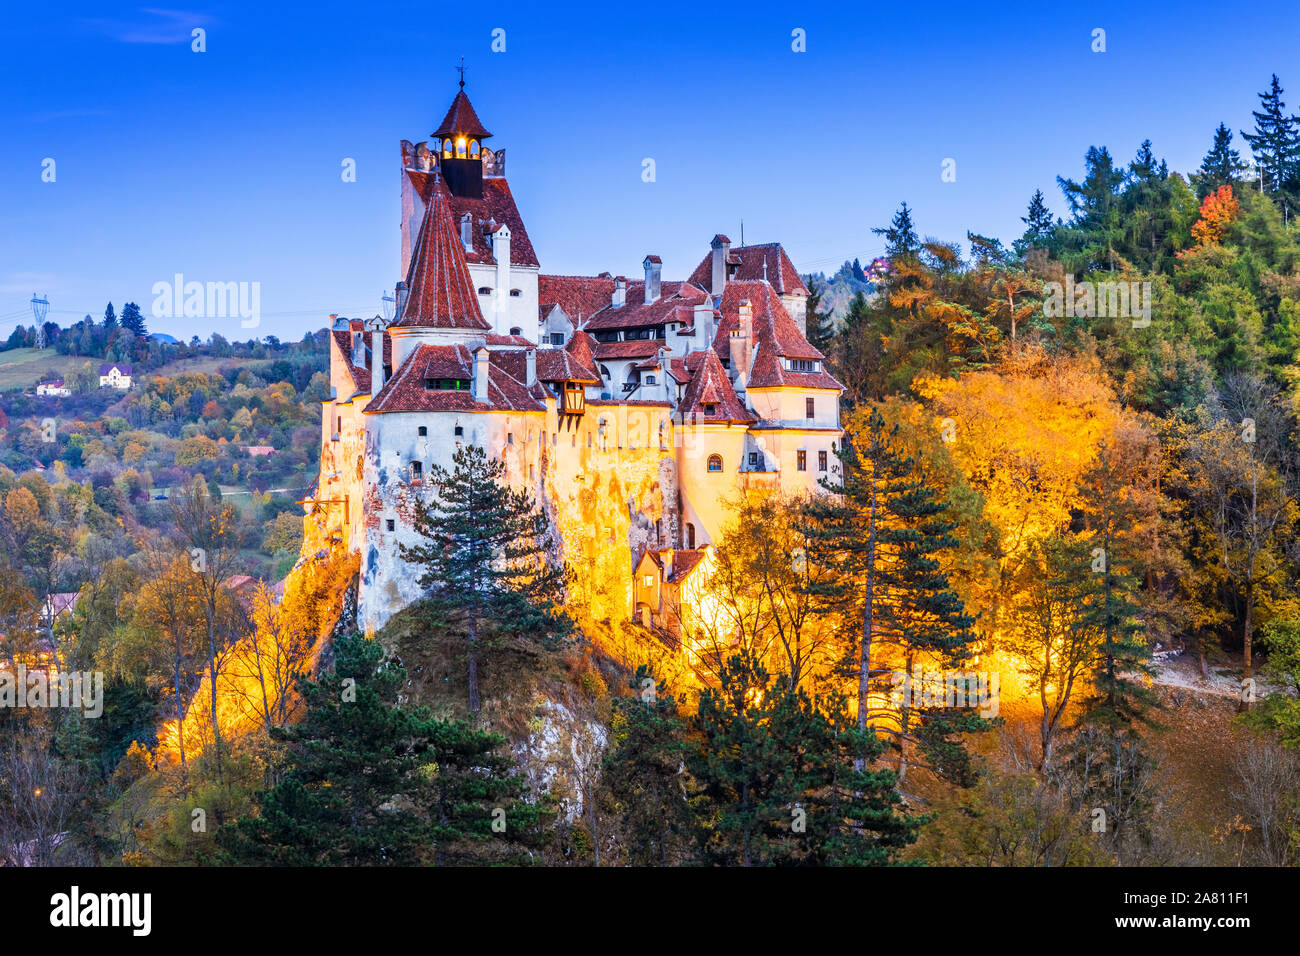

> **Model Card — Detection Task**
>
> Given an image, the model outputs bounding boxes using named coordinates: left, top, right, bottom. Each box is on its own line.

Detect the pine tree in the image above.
left=600, top=667, right=692, bottom=865
left=119, top=302, right=147, bottom=337
left=1056, top=146, right=1126, bottom=271
left=851, top=257, right=866, bottom=282
left=400, top=443, right=570, bottom=714
left=809, top=407, right=987, bottom=786
left=218, top=633, right=540, bottom=865
left=688, top=654, right=919, bottom=865
left=872, top=203, right=920, bottom=258
left=102, top=303, right=116, bottom=330
left=1197, top=123, right=1244, bottom=197
left=1241, top=74, right=1300, bottom=218
left=803, top=274, right=835, bottom=354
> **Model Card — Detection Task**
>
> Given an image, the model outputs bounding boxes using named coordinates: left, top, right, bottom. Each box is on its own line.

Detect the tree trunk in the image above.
left=467, top=614, right=481, bottom=715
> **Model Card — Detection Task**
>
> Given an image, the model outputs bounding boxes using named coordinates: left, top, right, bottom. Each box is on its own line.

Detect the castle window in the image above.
left=707, top=454, right=723, bottom=473
left=819, top=450, right=828, bottom=471
left=643, top=574, right=654, bottom=588
left=426, top=377, right=469, bottom=390
left=685, top=523, right=696, bottom=549
left=748, top=451, right=759, bottom=469
left=478, top=287, right=492, bottom=295
left=442, top=139, right=452, bottom=158
left=599, top=364, right=612, bottom=378
left=455, top=137, right=467, bottom=158
left=510, top=327, right=522, bottom=336
left=510, top=289, right=521, bottom=297
left=418, top=426, right=427, bottom=436
left=454, top=425, right=464, bottom=437
left=704, top=404, right=716, bottom=416
left=645, top=375, right=656, bottom=385
left=797, top=450, right=807, bottom=471
left=789, top=359, right=819, bottom=373
left=806, top=397, right=815, bottom=419
left=507, top=432, right=514, bottom=444
left=410, top=461, right=423, bottom=480
left=550, top=333, right=564, bottom=345
left=470, top=140, right=480, bottom=158
left=386, top=519, right=395, bottom=532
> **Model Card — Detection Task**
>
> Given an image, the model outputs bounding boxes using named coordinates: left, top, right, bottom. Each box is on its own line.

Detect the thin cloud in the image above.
left=82, top=8, right=212, bottom=45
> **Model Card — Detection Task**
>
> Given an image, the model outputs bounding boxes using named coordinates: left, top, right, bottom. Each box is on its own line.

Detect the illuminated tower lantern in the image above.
left=434, top=73, right=492, bottom=201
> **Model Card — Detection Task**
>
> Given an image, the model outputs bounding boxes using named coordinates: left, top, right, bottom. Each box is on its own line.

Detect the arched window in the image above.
left=455, top=137, right=467, bottom=158
left=509, top=327, right=522, bottom=336
left=470, top=140, right=480, bottom=158
left=509, top=289, right=522, bottom=297
left=707, top=454, right=722, bottom=473
left=478, top=287, right=492, bottom=295
left=599, top=364, right=611, bottom=379
left=685, top=522, right=696, bottom=549
left=442, top=139, right=452, bottom=158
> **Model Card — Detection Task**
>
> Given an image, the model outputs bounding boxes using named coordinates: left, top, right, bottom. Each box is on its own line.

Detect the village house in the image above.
left=36, top=379, right=71, bottom=397
left=310, top=81, right=843, bottom=656
left=98, top=363, right=132, bottom=389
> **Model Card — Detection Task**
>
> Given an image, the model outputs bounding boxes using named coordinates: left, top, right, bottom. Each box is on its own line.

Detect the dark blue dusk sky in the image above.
left=2, top=1, right=1297, bottom=341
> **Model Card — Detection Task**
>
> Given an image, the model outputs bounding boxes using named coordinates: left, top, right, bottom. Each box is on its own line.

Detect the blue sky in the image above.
left=2, top=1, right=1297, bottom=341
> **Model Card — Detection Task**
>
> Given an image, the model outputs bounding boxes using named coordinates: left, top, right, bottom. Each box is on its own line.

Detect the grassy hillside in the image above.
left=0, top=348, right=87, bottom=389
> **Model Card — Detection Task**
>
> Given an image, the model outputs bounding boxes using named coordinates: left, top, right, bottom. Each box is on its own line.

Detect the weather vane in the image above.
left=456, top=56, right=466, bottom=89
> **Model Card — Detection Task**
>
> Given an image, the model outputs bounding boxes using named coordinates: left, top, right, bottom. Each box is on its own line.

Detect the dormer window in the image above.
left=425, top=377, right=469, bottom=390
left=704, top=403, right=717, bottom=416
left=788, top=359, right=819, bottom=373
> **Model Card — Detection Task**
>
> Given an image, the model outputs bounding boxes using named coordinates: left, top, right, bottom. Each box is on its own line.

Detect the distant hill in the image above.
left=148, top=332, right=180, bottom=344
left=806, top=260, right=880, bottom=324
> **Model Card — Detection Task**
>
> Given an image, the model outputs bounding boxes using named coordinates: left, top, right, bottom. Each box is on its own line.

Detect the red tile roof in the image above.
left=688, top=243, right=808, bottom=296
left=565, top=329, right=600, bottom=374
left=584, top=282, right=706, bottom=331
left=367, top=344, right=545, bottom=414
left=678, top=348, right=754, bottom=424
left=536, top=346, right=601, bottom=383
left=396, top=178, right=491, bottom=331
left=594, top=339, right=666, bottom=360
left=711, top=281, right=841, bottom=390
left=432, top=89, right=492, bottom=140
left=331, top=322, right=391, bottom=395
left=538, top=275, right=618, bottom=325
left=406, top=170, right=539, bottom=269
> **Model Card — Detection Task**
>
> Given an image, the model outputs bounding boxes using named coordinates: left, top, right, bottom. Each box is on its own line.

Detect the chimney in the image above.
left=460, top=213, right=474, bottom=252
left=729, top=299, right=753, bottom=386
left=643, top=255, right=662, bottom=304
left=473, top=347, right=490, bottom=402
left=710, top=234, right=731, bottom=296
left=612, top=276, right=627, bottom=309
left=351, top=330, right=364, bottom=367
left=492, top=224, right=511, bottom=331
left=525, top=347, right=537, bottom=387
left=395, top=281, right=408, bottom=321
left=662, top=547, right=674, bottom=579
left=371, top=330, right=386, bottom=393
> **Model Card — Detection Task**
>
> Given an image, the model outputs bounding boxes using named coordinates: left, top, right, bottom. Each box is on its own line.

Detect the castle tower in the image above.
left=432, top=77, right=492, bottom=201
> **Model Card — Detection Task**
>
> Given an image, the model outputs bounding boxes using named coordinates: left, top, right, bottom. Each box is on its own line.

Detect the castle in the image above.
left=313, top=82, right=843, bottom=644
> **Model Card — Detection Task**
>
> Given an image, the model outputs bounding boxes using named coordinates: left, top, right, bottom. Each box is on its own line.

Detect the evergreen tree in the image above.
left=851, top=257, right=866, bottom=282
left=1019, top=188, right=1056, bottom=250
left=600, top=666, right=692, bottom=865
left=803, top=274, right=835, bottom=354
left=1197, top=123, right=1244, bottom=197
left=218, top=633, right=539, bottom=865
left=119, top=302, right=147, bottom=337
left=102, top=302, right=117, bottom=330
left=872, top=203, right=920, bottom=258
left=688, top=653, right=918, bottom=865
left=810, top=407, right=987, bottom=786
left=400, top=443, right=570, bottom=713
left=1240, top=74, right=1300, bottom=219
left=1056, top=146, right=1126, bottom=271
